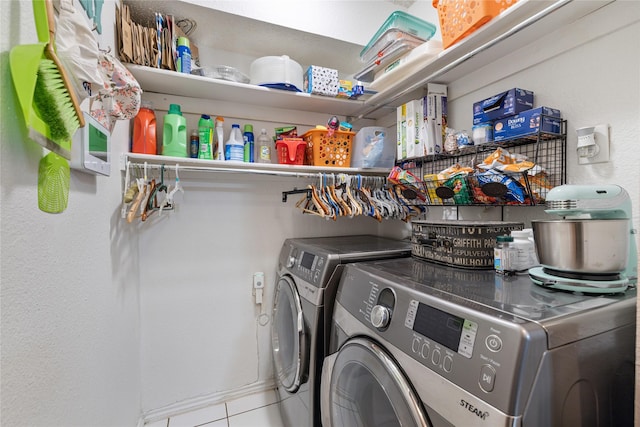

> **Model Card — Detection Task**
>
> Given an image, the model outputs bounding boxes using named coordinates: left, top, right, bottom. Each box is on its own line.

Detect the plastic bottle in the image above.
left=225, top=124, right=244, bottom=161
left=214, top=116, right=225, bottom=161
left=189, top=129, right=199, bottom=158
left=256, top=128, right=272, bottom=164
left=162, top=104, right=187, bottom=157
left=494, top=235, right=516, bottom=274
left=198, top=114, right=214, bottom=160
left=510, top=229, right=538, bottom=271
left=132, top=101, right=157, bottom=154
left=176, top=37, right=191, bottom=74
left=243, top=124, right=255, bottom=163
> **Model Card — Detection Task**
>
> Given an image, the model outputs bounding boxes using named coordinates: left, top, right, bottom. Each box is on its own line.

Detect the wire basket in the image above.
left=433, top=0, right=519, bottom=49
left=395, top=119, right=566, bottom=207
left=302, top=129, right=354, bottom=167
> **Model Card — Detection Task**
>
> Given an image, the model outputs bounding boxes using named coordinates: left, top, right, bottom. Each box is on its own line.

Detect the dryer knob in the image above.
left=286, top=256, right=296, bottom=268
left=371, top=305, right=391, bottom=329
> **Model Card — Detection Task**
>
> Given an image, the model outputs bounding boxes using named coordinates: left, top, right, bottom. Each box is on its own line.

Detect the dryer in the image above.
left=321, top=257, right=636, bottom=427
left=272, top=235, right=411, bottom=427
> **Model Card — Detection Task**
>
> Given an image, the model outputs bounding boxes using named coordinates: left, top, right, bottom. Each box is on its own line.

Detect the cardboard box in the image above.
left=396, top=104, right=406, bottom=160
left=473, top=88, right=534, bottom=125
left=493, top=107, right=562, bottom=142
left=304, top=66, right=339, bottom=96
left=405, top=99, right=422, bottom=158
left=423, top=83, right=447, bottom=156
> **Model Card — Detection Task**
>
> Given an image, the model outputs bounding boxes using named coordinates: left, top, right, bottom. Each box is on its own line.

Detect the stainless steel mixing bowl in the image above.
left=531, top=219, right=630, bottom=274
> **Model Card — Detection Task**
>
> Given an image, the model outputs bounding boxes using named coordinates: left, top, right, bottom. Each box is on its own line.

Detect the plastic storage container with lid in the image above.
left=351, top=127, right=395, bottom=169
left=360, top=11, right=436, bottom=59
left=250, top=55, right=304, bottom=92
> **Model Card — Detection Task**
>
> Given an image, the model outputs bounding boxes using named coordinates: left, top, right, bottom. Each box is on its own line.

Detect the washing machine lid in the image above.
left=321, top=337, right=429, bottom=427
left=351, top=258, right=636, bottom=330
left=285, top=235, right=412, bottom=263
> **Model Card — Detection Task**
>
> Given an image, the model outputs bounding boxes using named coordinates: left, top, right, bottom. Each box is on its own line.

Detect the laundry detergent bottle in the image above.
left=162, top=103, right=187, bottom=157
left=132, top=101, right=157, bottom=154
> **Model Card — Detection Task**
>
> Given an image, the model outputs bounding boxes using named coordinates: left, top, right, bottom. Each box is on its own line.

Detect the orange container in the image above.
left=302, top=129, right=354, bottom=167
left=433, top=0, right=518, bottom=49
left=132, top=105, right=157, bottom=154
left=276, top=138, right=306, bottom=165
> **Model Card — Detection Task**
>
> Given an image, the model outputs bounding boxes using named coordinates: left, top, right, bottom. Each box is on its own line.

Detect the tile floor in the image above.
left=144, top=389, right=284, bottom=427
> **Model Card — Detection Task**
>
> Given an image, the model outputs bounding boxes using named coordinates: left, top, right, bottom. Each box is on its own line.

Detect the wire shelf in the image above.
left=394, top=119, right=567, bottom=206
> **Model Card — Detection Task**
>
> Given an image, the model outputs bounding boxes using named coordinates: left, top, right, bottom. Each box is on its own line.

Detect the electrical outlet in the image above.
left=578, top=124, right=610, bottom=165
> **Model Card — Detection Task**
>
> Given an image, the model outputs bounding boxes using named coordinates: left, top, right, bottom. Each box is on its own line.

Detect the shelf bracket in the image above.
left=282, top=188, right=312, bottom=203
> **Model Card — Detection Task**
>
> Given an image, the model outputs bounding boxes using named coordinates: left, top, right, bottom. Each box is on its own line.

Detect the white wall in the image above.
left=0, top=1, right=142, bottom=426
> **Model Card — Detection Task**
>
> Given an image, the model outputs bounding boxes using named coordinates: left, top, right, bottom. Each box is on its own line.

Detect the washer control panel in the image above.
left=286, top=246, right=326, bottom=286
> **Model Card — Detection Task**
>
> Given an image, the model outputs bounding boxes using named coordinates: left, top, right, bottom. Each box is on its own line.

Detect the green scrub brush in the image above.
left=32, top=0, right=84, bottom=154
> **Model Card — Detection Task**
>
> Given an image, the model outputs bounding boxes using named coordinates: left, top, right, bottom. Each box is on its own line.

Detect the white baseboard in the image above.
left=138, top=379, right=277, bottom=425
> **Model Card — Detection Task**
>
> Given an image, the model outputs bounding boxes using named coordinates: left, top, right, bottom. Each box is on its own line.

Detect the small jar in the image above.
left=494, top=235, right=516, bottom=274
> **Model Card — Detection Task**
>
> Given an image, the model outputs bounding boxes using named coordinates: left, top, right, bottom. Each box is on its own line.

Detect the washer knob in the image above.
left=371, top=305, right=391, bottom=328
left=286, top=256, right=296, bottom=268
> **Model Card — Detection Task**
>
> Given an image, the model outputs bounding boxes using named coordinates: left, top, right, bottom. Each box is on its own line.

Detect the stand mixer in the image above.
left=529, top=184, right=638, bottom=294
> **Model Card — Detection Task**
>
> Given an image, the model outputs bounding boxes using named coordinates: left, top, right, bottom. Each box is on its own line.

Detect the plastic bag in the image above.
left=55, top=0, right=105, bottom=102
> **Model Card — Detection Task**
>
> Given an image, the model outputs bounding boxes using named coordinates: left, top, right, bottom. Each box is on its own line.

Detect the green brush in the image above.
left=31, top=0, right=84, bottom=156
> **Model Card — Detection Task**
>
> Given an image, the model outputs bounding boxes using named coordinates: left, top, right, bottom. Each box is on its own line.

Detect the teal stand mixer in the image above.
left=529, top=184, right=638, bottom=294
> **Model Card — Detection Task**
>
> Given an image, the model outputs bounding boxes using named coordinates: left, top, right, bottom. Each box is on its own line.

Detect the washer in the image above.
left=321, top=257, right=636, bottom=427
left=272, top=235, right=412, bottom=427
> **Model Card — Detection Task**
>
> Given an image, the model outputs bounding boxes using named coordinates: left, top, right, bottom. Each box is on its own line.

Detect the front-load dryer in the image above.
left=272, top=235, right=411, bottom=427
left=321, top=257, right=636, bottom=427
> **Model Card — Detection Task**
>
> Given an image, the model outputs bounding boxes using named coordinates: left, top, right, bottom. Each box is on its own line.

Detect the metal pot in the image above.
left=531, top=219, right=630, bottom=274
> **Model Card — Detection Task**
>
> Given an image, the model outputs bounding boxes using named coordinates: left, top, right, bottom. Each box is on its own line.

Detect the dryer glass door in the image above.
left=322, top=337, right=429, bottom=427
left=272, top=275, right=307, bottom=393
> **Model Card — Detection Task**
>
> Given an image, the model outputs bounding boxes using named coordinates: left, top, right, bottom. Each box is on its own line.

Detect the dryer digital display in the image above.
left=407, top=300, right=478, bottom=358
left=300, top=251, right=316, bottom=269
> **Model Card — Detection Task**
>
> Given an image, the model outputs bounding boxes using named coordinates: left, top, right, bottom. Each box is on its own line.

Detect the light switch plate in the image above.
left=578, top=124, right=610, bottom=165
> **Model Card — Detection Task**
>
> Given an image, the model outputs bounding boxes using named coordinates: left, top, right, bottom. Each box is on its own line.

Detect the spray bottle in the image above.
left=215, top=116, right=225, bottom=161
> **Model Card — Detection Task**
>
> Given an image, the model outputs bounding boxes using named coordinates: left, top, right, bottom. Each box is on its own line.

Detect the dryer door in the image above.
left=272, top=275, right=308, bottom=393
left=321, top=337, right=430, bottom=427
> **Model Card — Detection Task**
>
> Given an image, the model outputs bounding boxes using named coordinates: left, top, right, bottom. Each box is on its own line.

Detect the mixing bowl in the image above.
left=531, top=219, right=630, bottom=274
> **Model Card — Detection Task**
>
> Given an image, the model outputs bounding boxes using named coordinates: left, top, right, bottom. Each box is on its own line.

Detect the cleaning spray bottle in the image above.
left=215, top=116, right=225, bottom=161
left=198, top=114, right=214, bottom=160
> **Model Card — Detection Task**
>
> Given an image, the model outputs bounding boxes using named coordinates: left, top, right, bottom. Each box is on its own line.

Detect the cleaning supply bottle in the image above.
left=243, top=124, right=255, bottom=163
left=214, top=116, right=225, bottom=161
left=162, top=104, right=187, bottom=157
left=132, top=101, right=156, bottom=154
left=226, top=124, right=244, bottom=161
left=257, top=128, right=272, bottom=164
left=176, top=37, right=191, bottom=74
left=189, top=129, right=199, bottom=158
left=198, top=114, right=214, bottom=160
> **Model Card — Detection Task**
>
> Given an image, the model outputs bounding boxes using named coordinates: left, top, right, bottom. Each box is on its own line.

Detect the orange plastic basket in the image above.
left=434, top=0, right=518, bottom=49
left=302, top=129, right=354, bottom=167
left=276, top=138, right=306, bottom=165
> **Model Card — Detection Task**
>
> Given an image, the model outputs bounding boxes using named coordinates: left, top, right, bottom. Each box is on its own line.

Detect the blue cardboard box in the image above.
left=493, top=107, right=562, bottom=142
left=473, top=88, right=534, bottom=125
